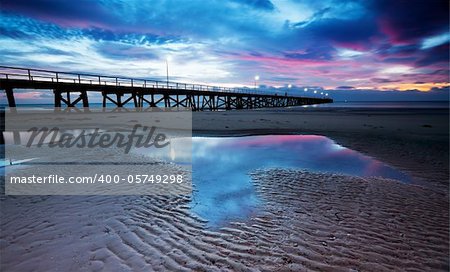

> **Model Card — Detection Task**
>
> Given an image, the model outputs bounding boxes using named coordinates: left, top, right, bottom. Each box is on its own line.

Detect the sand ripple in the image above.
left=1, top=170, right=448, bottom=271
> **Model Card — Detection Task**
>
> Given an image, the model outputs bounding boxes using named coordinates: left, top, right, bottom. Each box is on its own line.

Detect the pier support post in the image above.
left=210, top=95, right=215, bottom=111
left=236, top=97, right=243, bottom=109
left=102, top=92, right=106, bottom=107
left=150, top=94, right=156, bottom=107
left=5, top=87, right=16, bottom=107
left=116, top=93, right=122, bottom=107
left=54, top=89, right=90, bottom=108
left=81, top=90, right=89, bottom=107
left=164, top=94, right=169, bottom=108
left=133, top=93, right=138, bottom=108
left=138, top=94, right=143, bottom=107
left=226, top=96, right=231, bottom=110
left=54, top=89, right=62, bottom=107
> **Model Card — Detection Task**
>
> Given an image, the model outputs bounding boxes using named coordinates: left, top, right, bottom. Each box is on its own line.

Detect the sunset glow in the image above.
left=0, top=0, right=448, bottom=101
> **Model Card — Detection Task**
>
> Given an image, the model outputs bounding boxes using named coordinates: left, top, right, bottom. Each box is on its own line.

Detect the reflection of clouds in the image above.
left=142, top=135, right=411, bottom=227
left=227, top=135, right=330, bottom=148
left=3, top=129, right=413, bottom=226
left=136, top=137, right=192, bottom=163
left=330, top=142, right=346, bottom=151
left=364, top=161, right=384, bottom=176
left=192, top=137, right=226, bottom=159
left=168, top=137, right=191, bottom=162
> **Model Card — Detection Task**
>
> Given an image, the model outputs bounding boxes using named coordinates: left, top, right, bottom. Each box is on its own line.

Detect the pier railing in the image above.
left=0, top=66, right=284, bottom=97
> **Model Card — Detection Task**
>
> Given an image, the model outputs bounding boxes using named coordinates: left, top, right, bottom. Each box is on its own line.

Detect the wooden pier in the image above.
left=0, top=66, right=332, bottom=110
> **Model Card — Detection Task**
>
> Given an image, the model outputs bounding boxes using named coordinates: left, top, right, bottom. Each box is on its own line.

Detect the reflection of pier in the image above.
left=0, top=66, right=332, bottom=110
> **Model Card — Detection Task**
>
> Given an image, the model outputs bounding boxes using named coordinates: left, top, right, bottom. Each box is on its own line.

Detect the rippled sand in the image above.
left=1, top=107, right=448, bottom=271
left=1, top=169, right=448, bottom=271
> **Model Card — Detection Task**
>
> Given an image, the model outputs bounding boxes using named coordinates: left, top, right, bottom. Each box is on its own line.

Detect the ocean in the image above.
left=1, top=101, right=449, bottom=109
left=310, top=101, right=449, bottom=109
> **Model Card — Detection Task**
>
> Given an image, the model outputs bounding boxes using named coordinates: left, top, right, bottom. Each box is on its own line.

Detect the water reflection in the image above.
left=189, top=135, right=410, bottom=227
left=3, top=135, right=411, bottom=227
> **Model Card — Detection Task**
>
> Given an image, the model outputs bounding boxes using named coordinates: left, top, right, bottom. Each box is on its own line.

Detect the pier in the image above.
left=0, top=66, right=332, bottom=110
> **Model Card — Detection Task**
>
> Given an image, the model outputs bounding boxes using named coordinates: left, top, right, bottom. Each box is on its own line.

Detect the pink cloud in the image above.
left=378, top=18, right=414, bottom=45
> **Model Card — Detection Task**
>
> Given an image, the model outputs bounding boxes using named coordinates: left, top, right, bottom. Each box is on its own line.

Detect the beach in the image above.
left=2, top=0, right=449, bottom=270
left=1, top=106, right=449, bottom=271
left=194, top=107, right=449, bottom=190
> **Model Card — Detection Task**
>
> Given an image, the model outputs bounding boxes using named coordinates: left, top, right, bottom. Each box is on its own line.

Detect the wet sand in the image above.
left=193, top=107, right=449, bottom=190
left=1, top=107, right=449, bottom=271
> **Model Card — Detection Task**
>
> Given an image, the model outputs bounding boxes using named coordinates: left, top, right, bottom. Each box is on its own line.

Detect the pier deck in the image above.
left=0, top=66, right=332, bottom=110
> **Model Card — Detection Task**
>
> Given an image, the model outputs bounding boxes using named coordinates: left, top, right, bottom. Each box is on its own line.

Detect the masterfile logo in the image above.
left=3, top=107, right=192, bottom=195
left=26, top=124, right=170, bottom=154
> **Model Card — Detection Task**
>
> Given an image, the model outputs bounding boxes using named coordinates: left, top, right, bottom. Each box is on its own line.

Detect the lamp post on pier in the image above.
left=254, top=75, right=259, bottom=88
left=166, top=56, right=172, bottom=88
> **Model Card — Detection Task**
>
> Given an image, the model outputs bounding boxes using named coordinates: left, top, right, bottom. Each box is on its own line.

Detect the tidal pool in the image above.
left=2, top=135, right=411, bottom=228
left=189, top=135, right=410, bottom=227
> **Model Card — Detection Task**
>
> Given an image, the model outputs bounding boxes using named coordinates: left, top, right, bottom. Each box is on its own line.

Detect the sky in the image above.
left=0, top=0, right=449, bottom=101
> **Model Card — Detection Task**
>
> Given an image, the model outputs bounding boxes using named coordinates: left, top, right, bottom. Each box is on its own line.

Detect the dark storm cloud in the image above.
left=230, top=0, right=275, bottom=10
left=336, top=86, right=356, bottom=90
left=370, top=0, right=449, bottom=43
left=283, top=45, right=335, bottom=61
left=415, top=43, right=450, bottom=67
left=300, top=16, right=378, bottom=45
left=371, top=78, right=401, bottom=84
left=1, top=0, right=118, bottom=28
